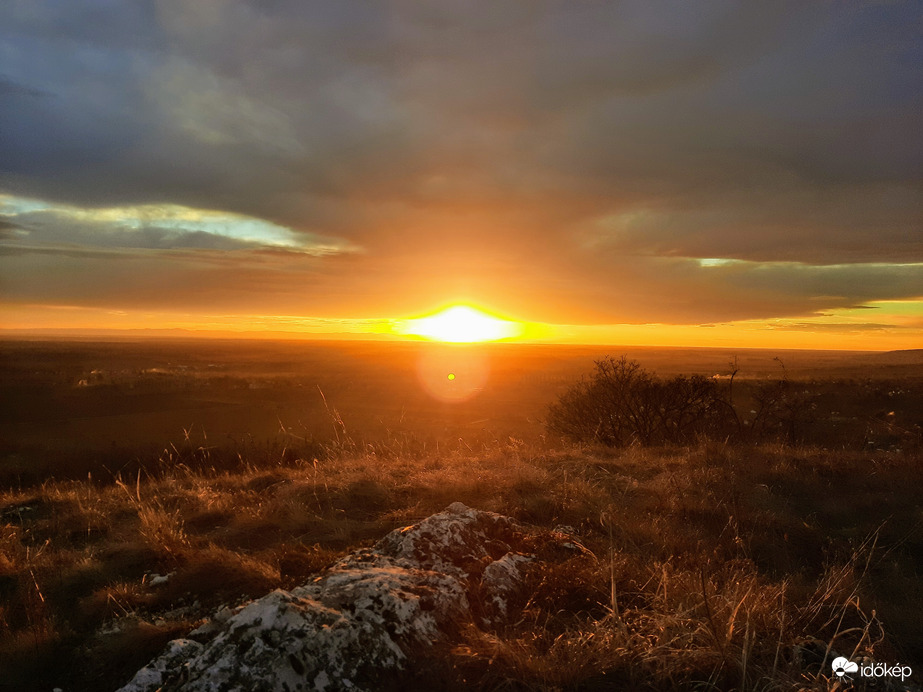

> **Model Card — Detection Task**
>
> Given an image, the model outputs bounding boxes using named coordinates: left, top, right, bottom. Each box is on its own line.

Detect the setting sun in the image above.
left=401, top=305, right=522, bottom=343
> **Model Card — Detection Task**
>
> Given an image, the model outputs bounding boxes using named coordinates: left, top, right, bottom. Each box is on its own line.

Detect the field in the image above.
left=1, top=339, right=921, bottom=690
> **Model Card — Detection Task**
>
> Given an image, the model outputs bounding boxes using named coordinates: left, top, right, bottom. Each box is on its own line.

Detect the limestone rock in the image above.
left=481, top=552, right=534, bottom=624
left=117, top=503, right=554, bottom=692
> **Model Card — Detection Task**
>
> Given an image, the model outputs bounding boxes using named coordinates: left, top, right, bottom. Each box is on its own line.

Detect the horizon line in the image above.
left=0, top=326, right=908, bottom=353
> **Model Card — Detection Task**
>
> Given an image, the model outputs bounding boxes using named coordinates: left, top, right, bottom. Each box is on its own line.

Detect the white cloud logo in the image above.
left=832, top=657, right=859, bottom=677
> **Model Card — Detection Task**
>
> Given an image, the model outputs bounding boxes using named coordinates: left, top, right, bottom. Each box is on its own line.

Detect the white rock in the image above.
left=116, top=503, right=558, bottom=692
left=481, top=552, right=534, bottom=624
left=146, top=572, right=173, bottom=587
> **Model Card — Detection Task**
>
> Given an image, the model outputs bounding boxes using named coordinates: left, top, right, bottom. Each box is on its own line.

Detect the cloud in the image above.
left=766, top=322, right=909, bottom=332
left=0, top=75, right=48, bottom=98
left=0, top=218, right=25, bottom=240
left=0, top=196, right=356, bottom=254
left=0, top=1, right=920, bottom=329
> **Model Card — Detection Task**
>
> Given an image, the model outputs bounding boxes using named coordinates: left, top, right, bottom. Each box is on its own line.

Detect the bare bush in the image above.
left=547, top=357, right=736, bottom=446
left=743, top=361, right=817, bottom=445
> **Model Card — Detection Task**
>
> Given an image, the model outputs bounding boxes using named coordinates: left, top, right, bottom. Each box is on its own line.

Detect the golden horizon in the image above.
left=2, top=300, right=922, bottom=351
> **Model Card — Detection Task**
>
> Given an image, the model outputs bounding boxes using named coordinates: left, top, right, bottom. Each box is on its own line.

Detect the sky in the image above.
left=1, top=1, right=921, bottom=349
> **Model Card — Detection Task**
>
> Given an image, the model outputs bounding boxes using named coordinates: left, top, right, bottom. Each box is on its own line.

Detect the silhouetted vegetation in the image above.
left=547, top=356, right=736, bottom=446
left=547, top=355, right=923, bottom=449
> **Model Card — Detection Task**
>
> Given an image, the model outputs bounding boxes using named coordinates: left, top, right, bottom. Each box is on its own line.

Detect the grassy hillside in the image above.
left=1, top=438, right=920, bottom=691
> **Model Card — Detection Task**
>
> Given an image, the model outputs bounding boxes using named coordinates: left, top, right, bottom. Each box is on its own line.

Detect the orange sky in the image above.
left=3, top=299, right=920, bottom=351
left=1, top=3, right=920, bottom=350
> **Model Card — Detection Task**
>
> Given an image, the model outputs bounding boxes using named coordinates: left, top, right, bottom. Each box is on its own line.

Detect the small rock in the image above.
left=481, top=552, right=534, bottom=624
left=145, top=572, right=173, bottom=588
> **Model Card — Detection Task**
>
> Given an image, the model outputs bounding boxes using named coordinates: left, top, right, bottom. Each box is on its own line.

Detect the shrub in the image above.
left=748, top=376, right=816, bottom=445
left=546, top=356, right=736, bottom=447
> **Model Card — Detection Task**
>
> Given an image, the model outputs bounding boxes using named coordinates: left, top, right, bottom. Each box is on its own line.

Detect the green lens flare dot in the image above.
left=447, top=373, right=455, bottom=380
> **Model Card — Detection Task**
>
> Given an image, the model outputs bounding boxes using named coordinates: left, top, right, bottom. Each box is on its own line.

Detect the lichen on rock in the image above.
left=117, top=503, right=566, bottom=692
left=481, top=552, right=534, bottom=624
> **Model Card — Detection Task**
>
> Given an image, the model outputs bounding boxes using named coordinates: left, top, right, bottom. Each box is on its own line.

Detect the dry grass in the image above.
left=1, top=439, right=920, bottom=691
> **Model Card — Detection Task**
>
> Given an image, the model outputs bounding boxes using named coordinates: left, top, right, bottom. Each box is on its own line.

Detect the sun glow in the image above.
left=401, top=305, right=522, bottom=343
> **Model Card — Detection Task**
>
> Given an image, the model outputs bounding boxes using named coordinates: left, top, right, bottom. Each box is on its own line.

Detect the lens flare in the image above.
left=417, top=346, right=487, bottom=402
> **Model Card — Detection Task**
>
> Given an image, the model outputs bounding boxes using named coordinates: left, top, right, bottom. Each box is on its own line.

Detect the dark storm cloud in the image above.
left=0, top=0, right=920, bottom=324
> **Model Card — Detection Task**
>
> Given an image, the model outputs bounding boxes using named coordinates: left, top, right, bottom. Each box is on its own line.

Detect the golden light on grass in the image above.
left=400, top=305, right=523, bottom=343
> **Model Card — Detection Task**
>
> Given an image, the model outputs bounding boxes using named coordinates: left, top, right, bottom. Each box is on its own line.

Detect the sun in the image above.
left=401, top=305, right=522, bottom=343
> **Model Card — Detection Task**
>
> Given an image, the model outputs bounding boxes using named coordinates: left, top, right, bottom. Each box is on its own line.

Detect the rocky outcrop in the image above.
left=117, top=503, right=563, bottom=692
